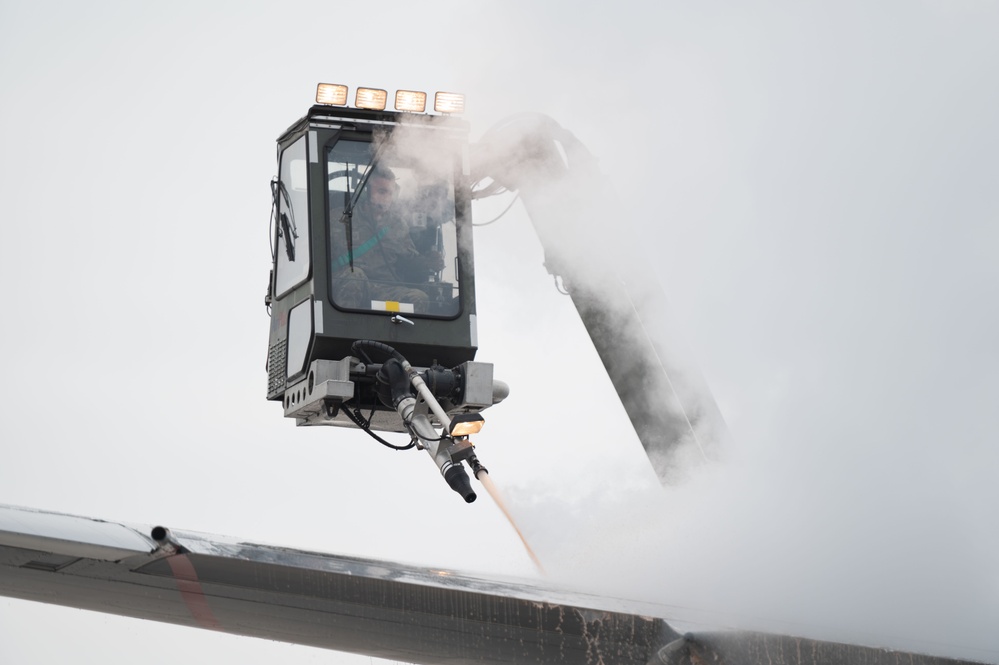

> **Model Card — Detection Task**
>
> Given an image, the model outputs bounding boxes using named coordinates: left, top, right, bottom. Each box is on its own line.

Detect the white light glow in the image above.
left=315, top=83, right=348, bottom=106
left=434, top=92, right=465, bottom=114
left=355, top=87, right=388, bottom=111
left=395, top=90, right=427, bottom=113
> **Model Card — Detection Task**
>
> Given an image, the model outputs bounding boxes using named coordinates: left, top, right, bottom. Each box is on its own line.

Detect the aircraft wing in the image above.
left=0, top=504, right=979, bottom=665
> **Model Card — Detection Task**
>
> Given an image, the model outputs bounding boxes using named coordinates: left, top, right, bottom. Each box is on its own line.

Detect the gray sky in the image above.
left=1, top=1, right=998, bottom=662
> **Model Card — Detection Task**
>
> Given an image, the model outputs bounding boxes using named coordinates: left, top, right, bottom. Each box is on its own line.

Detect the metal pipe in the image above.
left=408, top=369, right=453, bottom=431
left=394, top=395, right=475, bottom=503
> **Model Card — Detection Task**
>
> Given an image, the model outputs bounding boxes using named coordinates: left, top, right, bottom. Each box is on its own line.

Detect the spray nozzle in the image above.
left=468, top=454, right=488, bottom=479
left=444, top=464, right=476, bottom=503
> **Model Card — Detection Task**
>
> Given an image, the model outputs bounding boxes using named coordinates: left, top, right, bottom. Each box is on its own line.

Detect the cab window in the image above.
left=273, top=135, right=310, bottom=298
left=327, top=137, right=460, bottom=318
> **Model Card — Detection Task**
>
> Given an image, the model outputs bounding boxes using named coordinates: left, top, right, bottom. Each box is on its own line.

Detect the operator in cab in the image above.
left=331, top=165, right=445, bottom=312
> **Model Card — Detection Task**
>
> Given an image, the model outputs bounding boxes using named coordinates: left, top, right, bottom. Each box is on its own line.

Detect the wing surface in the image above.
left=0, top=504, right=672, bottom=664
left=0, top=504, right=980, bottom=665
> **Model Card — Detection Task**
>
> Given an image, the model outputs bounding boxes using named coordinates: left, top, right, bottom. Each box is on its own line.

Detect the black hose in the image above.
left=351, top=340, right=406, bottom=365
left=342, top=404, right=415, bottom=451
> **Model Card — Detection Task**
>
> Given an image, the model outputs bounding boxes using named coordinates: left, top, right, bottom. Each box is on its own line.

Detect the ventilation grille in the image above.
left=267, top=339, right=288, bottom=399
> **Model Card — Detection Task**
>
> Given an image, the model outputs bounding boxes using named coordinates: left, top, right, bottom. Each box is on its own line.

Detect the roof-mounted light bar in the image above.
left=434, top=92, right=465, bottom=114
left=316, top=83, right=348, bottom=106
left=355, top=87, right=388, bottom=111
left=395, top=90, right=427, bottom=113
left=314, top=84, right=464, bottom=115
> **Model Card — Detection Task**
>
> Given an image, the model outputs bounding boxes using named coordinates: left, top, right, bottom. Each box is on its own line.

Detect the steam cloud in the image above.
left=466, top=116, right=998, bottom=663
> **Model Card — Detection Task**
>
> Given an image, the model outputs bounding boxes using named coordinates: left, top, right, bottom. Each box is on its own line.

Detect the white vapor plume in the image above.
left=503, top=432, right=997, bottom=661
left=454, top=7, right=999, bottom=659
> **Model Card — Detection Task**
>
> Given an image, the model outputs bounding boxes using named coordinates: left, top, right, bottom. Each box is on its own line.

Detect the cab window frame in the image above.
left=272, top=133, right=312, bottom=300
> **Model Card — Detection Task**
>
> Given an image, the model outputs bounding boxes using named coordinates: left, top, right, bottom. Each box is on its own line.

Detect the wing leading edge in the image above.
left=0, top=504, right=982, bottom=665
left=0, top=504, right=673, bottom=664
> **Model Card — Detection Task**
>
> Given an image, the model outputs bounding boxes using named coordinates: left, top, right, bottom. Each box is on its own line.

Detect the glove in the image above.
left=423, top=250, right=445, bottom=273
left=396, top=250, right=445, bottom=282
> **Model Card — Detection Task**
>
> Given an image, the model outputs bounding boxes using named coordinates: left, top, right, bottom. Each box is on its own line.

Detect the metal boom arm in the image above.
left=471, top=114, right=731, bottom=483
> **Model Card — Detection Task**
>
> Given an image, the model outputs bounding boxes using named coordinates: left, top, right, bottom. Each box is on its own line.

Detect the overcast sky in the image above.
left=1, top=1, right=998, bottom=663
